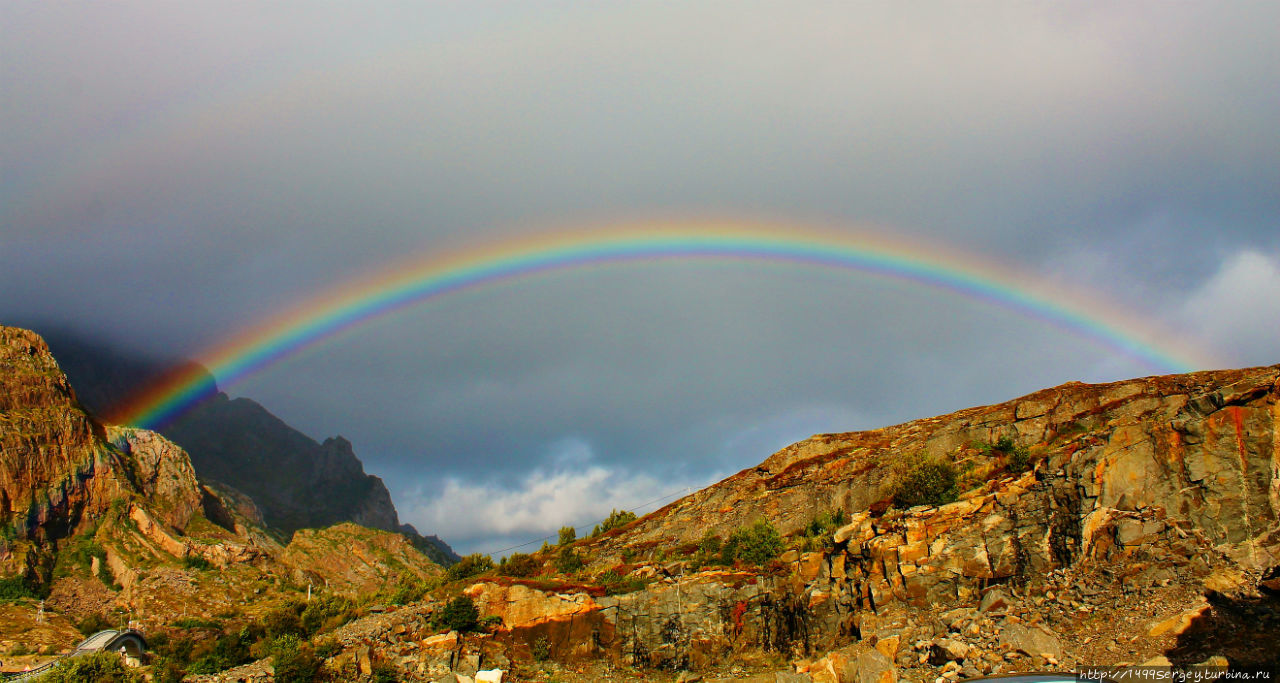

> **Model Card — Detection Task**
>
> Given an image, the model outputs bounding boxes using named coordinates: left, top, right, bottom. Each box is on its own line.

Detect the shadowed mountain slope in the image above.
left=36, top=328, right=458, bottom=566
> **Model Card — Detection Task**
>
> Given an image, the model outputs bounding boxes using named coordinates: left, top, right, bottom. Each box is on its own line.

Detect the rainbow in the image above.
left=110, top=222, right=1214, bottom=429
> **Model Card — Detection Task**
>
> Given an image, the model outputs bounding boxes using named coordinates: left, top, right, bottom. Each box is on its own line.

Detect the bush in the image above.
left=300, top=594, right=358, bottom=634
left=185, top=631, right=252, bottom=675
left=379, top=574, right=434, bottom=606
left=893, top=455, right=959, bottom=508
left=439, top=595, right=479, bottom=632
left=591, top=509, right=637, bottom=537
left=270, top=634, right=320, bottom=683
left=498, top=552, right=540, bottom=578
left=598, top=569, right=648, bottom=596
left=721, top=520, right=783, bottom=566
left=698, top=532, right=722, bottom=559
left=263, top=603, right=305, bottom=640
left=371, top=662, right=400, bottom=683
left=183, top=555, right=212, bottom=571
left=35, top=651, right=141, bottom=682
left=531, top=635, right=551, bottom=661
left=554, top=546, right=584, bottom=574
left=446, top=553, right=494, bottom=582
left=558, top=526, right=577, bottom=546
left=0, top=574, right=35, bottom=602
left=171, top=617, right=222, bottom=630
left=74, top=612, right=115, bottom=636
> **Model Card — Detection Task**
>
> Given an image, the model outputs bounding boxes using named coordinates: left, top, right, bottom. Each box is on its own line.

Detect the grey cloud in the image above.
left=4, top=2, right=1278, bottom=550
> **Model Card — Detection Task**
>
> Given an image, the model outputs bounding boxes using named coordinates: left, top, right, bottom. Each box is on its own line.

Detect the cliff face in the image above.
left=0, top=328, right=139, bottom=569
left=591, top=366, right=1280, bottom=566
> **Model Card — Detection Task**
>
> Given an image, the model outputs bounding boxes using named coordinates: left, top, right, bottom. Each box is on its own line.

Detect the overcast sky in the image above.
left=3, top=2, right=1278, bottom=554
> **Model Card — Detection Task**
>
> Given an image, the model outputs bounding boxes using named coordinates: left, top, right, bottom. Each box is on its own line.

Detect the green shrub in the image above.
left=35, top=651, right=141, bottom=682
left=554, top=546, right=584, bottom=574
left=270, top=634, right=320, bottom=683
left=1006, top=443, right=1032, bottom=472
left=185, top=630, right=252, bottom=675
left=439, top=595, right=479, bottom=632
left=446, top=553, right=494, bottom=582
left=531, top=635, right=551, bottom=661
left=379, top=574, right=434, bottom=606
left=171, top=617, right=222, bottom=629
left=300, top=594, right=358, bottom=634
left=263, top=603, right=305, bottom=640
left=371, top=662, right=400, bottom=683
left=722, top=520, right=783, bottom=566
left=893, top=455, right=959, bottom=508
left=498, top=552, right=540, bottom=578
left=74, top=612, right=115, bottom=635
left=591, top=509, right=637, bottom=537
left=313, top=638, right=341, bottom=660
left=797, top=508, right=848, bottom=550
left=558, top=526, right=577, bottom=546
left=0, top=574, right=35, bottom=602
left=150, top=657, right=187, bottom=683
left=978, top=436, right=1032, bottom=473
left=183, top=555, right=212, bottom=571
left=598, top=570, right=648, bottom=596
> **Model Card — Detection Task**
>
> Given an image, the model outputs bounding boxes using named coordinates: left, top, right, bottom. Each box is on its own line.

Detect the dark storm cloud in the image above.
left=3, top=2, right=1277, bottom=551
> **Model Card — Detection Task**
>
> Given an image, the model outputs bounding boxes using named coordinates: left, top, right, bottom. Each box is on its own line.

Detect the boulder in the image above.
left=999, top=623, right=1063, bottom=659
left=843, top=648, right=897, bottom=683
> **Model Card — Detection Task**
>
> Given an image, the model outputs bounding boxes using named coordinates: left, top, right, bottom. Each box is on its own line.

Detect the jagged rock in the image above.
left=1148, top=602, right=1212, bottom=637
left=931, top=638, right=969, bottom=662
left=842, top=648, right=897, bottom=683
left=998, top=623, right=1063, bottom=659
left=979, top=589, right=1010, bottom=614
left=874, top=635, right=901, bottom=660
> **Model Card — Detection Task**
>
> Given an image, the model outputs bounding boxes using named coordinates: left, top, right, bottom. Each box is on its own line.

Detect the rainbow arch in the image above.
left=110, top=222, right=1213, bottom=429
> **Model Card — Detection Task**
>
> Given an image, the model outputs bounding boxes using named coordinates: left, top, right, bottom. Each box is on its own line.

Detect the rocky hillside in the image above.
left=38, top=329, right=458, bottom=566
left=334, top=364, right=1277, bottom=682
left=169, top=364, right=1278, bottom=683
left=0, top=327, right=443, bottom=669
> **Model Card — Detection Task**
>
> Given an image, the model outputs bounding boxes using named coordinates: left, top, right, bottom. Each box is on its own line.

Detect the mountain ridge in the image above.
left=35, top=328, right=458, bottom=566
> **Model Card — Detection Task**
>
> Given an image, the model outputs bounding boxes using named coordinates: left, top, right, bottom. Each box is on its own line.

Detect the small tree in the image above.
left=554, top=546, right=585, bottom=574
left=270, top=634, right=320, bottom=683
left=591, top=509, right=637, bottom=537
left=440, top=595, right=479, bottom=632
left=558, top=526, right=577, bottom=546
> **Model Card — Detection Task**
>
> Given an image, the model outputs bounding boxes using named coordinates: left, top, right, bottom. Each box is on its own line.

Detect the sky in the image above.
left=3, top=2, right=1278, bottom=555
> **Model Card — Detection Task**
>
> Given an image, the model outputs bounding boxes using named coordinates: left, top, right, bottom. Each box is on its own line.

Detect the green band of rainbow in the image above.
left=112, top=225, right=1211, bottom=429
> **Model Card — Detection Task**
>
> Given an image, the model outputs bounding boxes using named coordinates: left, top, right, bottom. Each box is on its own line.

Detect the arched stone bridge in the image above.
left=3, top=629, right=146, bottom=681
